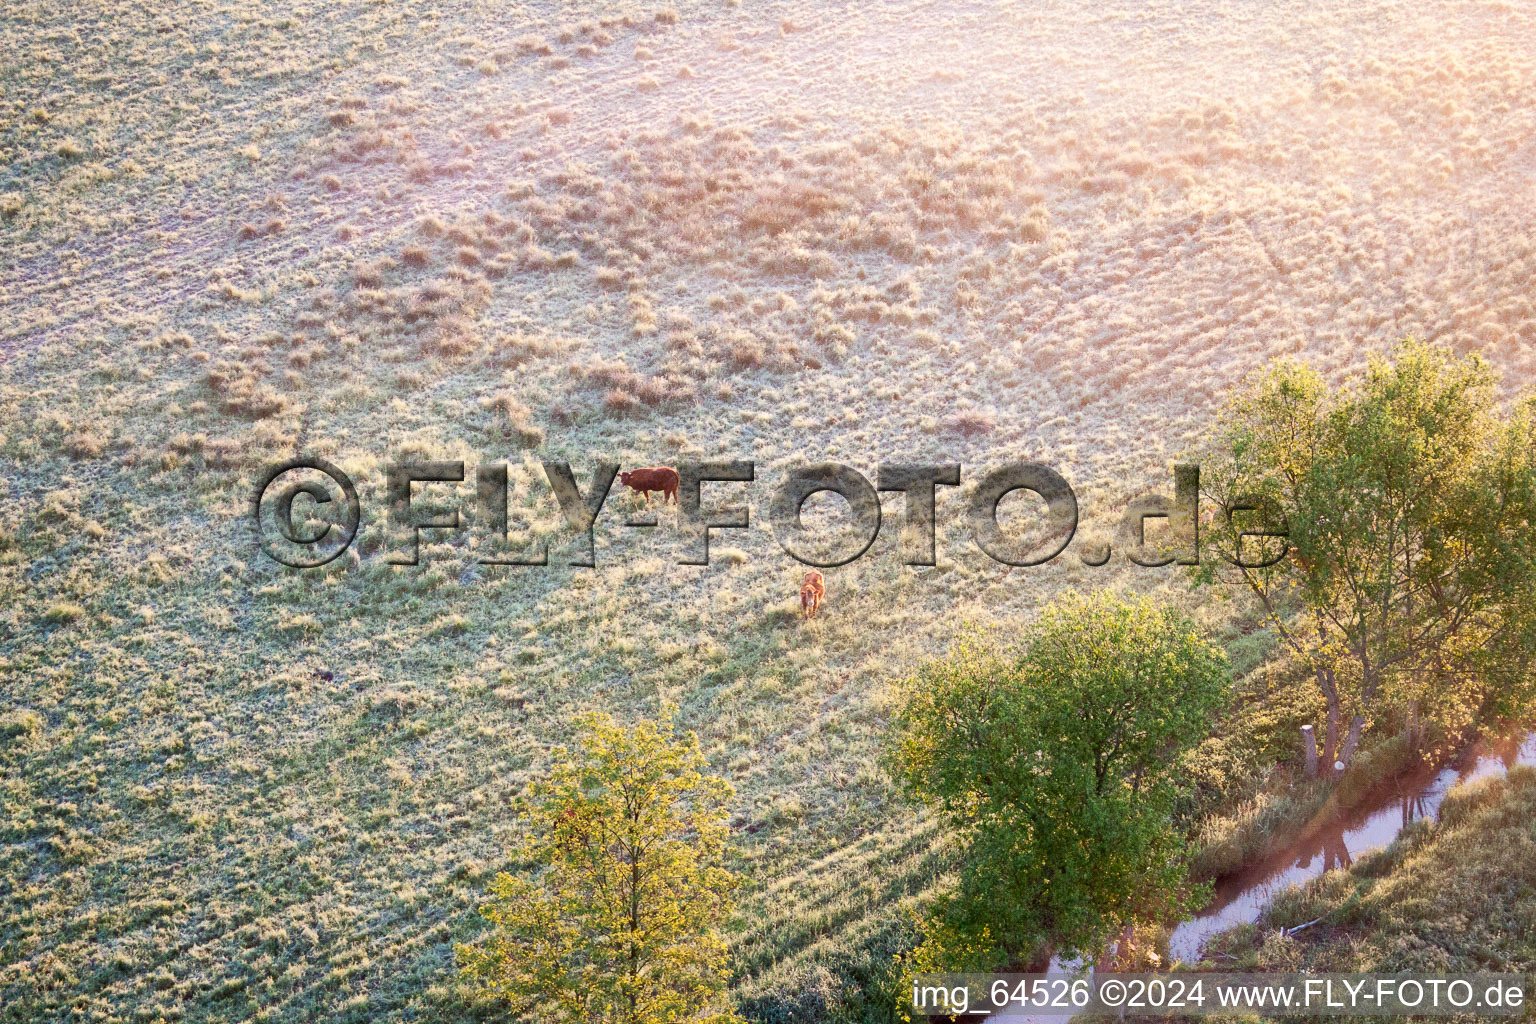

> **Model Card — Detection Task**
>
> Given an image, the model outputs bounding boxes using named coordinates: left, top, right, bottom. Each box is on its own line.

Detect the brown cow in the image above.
left=799, top=570, right=825, bottom=620
left=618, top=466, right=679, bottom=504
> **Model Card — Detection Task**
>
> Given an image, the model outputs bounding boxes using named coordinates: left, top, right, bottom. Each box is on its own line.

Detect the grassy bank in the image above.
left=1198, top=765, right=1536, bottom=1021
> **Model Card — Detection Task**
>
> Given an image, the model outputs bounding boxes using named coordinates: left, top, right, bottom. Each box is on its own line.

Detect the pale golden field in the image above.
left=3, top=0, right=1535, bottom=1020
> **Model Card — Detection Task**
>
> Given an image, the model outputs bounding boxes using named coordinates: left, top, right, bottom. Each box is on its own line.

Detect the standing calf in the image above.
left=799, top=570, right=825, bottom=619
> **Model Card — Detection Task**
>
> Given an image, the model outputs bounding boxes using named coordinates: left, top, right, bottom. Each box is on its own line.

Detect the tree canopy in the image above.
left=888, top=591, right=1230, bottom=969
left=459, top=713, right=742, bottom=1024
left=1195, top=340, right=1536, bottom=768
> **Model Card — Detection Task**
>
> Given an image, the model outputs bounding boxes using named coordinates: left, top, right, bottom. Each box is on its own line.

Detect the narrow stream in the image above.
left=1168, top=730, right=1536, bottom=961
left=983, top=731, right=1536, bottom=1021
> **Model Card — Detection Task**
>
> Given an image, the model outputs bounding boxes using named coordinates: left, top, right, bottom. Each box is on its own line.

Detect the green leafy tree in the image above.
left=459, top=713, right=742, bottom=1024
left=889, top=591, right=1230, bottom=972
left=1195, top=341, right=1536, bottom=768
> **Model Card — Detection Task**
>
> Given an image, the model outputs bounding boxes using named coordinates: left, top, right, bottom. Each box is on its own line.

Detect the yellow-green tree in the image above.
left=459, top=713, right=742, bottom=1024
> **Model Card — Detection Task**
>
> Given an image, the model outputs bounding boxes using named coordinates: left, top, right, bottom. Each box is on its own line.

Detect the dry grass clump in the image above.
left=403, top=270, right=493, bottom=325
left=945, top=409, right=996, bottom=437
left=514, top=33, right=554, bottom=57
left=422, top=313, right=482, bottom=358
left=204, top=360, right=287, bottom=419
left=739, top=181, right=840, bottom=235
left=350, top=257, right=394, bottom=289
left=62, top=431, right=106, bottom=459
left=41, top=601, right=87, bottom=624
left=488, top=119, right=1045, bottom=360
left=488, top=330, right=578, bottom=369
left=481, top=392, right=545, bottom=447
left=569, top=355, right=693, bottom=416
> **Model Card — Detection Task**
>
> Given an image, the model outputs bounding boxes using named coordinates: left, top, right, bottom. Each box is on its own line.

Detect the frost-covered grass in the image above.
left=4, top=0, right=1536, bottom=1020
